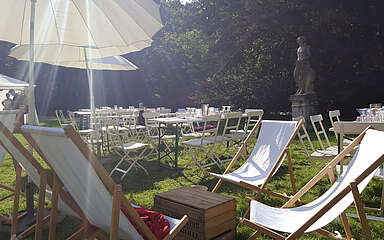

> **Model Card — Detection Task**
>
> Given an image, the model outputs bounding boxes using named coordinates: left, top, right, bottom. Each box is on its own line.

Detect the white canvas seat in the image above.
left=209, top=120, right=303, bottom=200
left=241, top=128, right=384, bottom=239
left=20, top=124, right=188, bottom=240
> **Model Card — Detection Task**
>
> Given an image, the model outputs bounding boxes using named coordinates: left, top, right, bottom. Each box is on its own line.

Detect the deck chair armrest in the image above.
left=163, top=215, right=189, bottom=240
left=119, top=193, right=157, bottom=240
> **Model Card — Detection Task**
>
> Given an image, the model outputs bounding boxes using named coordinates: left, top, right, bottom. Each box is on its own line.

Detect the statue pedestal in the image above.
left=290, top=93, right=318, bottom=129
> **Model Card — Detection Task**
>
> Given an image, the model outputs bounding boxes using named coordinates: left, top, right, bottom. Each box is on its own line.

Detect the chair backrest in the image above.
left=55, top=110, right=63, bottom=126
left=292, top=116, right=315, bottom=157
left=0, top=110, right=18, bottom=165
left=329, top=110, right=341, bottom=139
left=310, top=114, right=331, bottom=150
left=248, top=120, right=298, bottom=174
left=197, top=114, right=221, bottom=144
left=67, top=111, right=79, bottom=131
left=244, top=109, right=264, bottom=133
left=222, top=112, right=243, bottom=137
left=20, top=125, right=144, bottom=239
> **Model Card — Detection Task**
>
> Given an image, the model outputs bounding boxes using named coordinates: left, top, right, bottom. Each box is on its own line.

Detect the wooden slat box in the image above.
left=154, top=186, right=236, bottom=240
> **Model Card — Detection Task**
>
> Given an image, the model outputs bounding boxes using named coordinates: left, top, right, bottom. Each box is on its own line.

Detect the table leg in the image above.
left=174, top=123, right=179, bottom=169
left=158, top=122, right=161, bottom=166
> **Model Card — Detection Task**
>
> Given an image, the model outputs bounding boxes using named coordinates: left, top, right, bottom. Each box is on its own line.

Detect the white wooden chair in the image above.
left=107, top=119, right=149, bottom=179
left=182, top=114, right=223, bottom=170
left=293, top=116, right=337, bottom=161
left=329, top=109, right=354, bottom=145
left=310, top=114, right=338, bottom=155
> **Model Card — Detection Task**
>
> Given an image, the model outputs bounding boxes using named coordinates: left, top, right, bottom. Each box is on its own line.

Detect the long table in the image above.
left=333, top=121, right=384, bottom=151
left=151, top=117, right=198, bottom=169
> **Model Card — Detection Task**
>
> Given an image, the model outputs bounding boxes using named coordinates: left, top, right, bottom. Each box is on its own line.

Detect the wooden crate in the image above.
left=154, top=186, right=236, bottom=240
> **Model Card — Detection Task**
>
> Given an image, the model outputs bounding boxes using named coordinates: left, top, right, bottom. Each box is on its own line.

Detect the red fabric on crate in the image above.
left=120, top=205, right=170, bottom=240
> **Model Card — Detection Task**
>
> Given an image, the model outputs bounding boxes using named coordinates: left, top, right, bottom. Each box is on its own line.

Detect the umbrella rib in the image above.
left=48, top=0, right=63, bottom=44
left=71, top=0, right=98, bottom=48
left=90, top=0, right=131, bottom=49
left=19, top=0, right=28, bottom=46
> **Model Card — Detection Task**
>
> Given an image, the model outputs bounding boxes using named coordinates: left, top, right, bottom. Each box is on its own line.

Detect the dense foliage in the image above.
left=0, top=0, right=383, bottom=118
left=136, top=0, right=384, bottom=118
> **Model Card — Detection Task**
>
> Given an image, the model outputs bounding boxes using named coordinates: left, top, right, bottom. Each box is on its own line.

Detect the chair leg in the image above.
left=35, top=170, right=48, bottom=240
left=11, top=159, right=22, bottom=236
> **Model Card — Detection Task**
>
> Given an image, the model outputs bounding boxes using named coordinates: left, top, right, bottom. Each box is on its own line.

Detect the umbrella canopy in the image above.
left=0, top=0, right=163, bottom=125
left=0, top=73, right=29, bottom=89
left=10, top=45, right=139, bottom=124
left=0, top=0, right=162, bottom=54
left=10, top=46, right=139, bottom=71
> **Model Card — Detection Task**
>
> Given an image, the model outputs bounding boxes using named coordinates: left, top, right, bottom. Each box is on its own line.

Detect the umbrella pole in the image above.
left=28, top=0, right=37, bottom=126
left=84, top=48, right=95, bottom=129
left=25, top=0, right=37, bottom=221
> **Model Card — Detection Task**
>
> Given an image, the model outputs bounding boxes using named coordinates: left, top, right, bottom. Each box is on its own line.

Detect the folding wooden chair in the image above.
left=293, top=116, right=337, bottom=161
left=107, top=119, right=149, bottom=179
left=329, top=110, right=354, bottom=145
left=20, top=124, right=188, bottom=240
left=182, top=114, right=223, bottom=170
left=241, top=127, right=384, bottom=240
left=209, top=120, right=304, bottom=203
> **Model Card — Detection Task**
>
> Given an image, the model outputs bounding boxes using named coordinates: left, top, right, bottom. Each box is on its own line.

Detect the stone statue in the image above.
left=294, top=36, right=315, bottom=95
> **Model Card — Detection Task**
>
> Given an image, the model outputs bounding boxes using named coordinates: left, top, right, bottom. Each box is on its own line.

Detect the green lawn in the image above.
left=0, top=118, right=384, bottom=239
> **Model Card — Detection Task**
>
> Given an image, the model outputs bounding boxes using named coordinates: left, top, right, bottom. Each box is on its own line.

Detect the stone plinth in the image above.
left=290, top=93, right=318, bottom=129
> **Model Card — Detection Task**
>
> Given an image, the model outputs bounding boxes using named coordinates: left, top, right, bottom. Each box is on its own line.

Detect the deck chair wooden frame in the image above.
left=241, top=127, right=381, bottom=240
left=209, top=119, right=304, bottom=205
left=0, top=120, right=88, bottom=240
left=20, top=124, right=188, bottom=240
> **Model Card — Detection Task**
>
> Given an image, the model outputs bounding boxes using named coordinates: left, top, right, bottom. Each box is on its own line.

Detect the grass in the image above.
left=0, top=118, right=384, bottom=239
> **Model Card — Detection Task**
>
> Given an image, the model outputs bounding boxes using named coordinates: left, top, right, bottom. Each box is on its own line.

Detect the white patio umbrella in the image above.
left=0, top=0, right=163, bottom=125
left=10, top=45, right=139, bottom=125
left=0, top=73, right=29, bottom=89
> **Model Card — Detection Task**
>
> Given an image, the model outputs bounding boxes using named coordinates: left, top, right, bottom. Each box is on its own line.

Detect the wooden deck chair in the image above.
left=20, top=124, right=188, bottom=240
left=0, top=120, right=84, bottom=240
left=240, top=127, right=384, bottom=240
left=209, top=120, right=304, bottom=203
